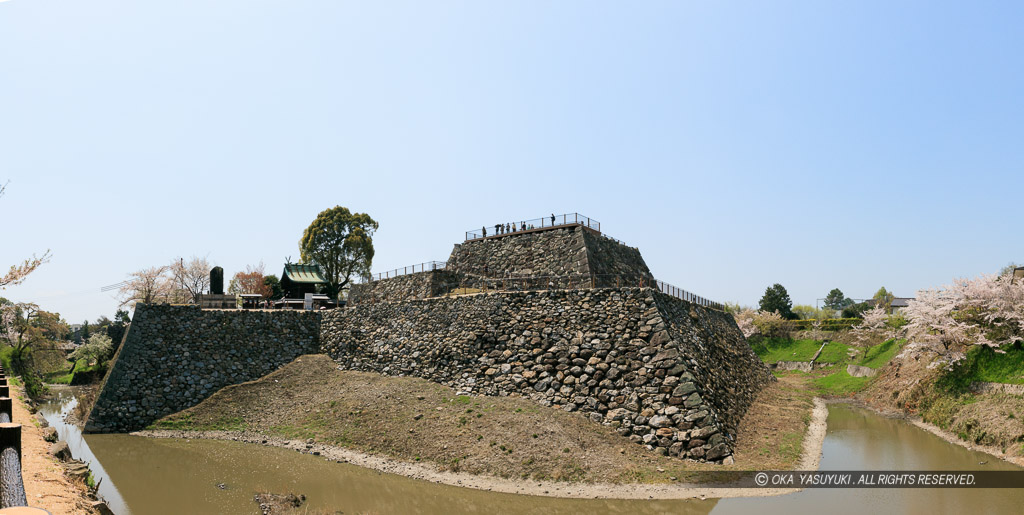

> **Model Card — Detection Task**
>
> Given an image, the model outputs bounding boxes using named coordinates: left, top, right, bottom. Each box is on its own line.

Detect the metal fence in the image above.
left=363, top=261, right=447, bottom=282
left=414, top=272, right=723, bottom=311
left=655, top=280, right=724, bottom=311
left=0, top=367, right=30, bottom=511
left=466, top=213, right=601, bottom=241
left=436, top=273, right=649, bottom=294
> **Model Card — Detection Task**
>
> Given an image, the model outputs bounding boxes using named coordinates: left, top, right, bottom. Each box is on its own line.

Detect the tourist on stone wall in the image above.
left=495, top=223, right=501, bottom=235
left=551, top=213, right=555, bottom=225
left=482, top=226, right=487, bottom=237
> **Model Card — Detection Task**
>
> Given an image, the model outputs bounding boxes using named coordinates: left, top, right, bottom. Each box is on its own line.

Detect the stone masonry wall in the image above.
left=349, top=270, right=461, bottom=305
left=320, top=288, right=772, bottom=462
left=652, top=291, right=771, bottom=437
left=354, top=227, right=658, bottom=306
left=447, top=226, right=590, bottom=278
left=85, top=289, right=772, bottom=463
left=581, top=231, right=655, bottom=287
left=86, top=305, right=321, bottom=433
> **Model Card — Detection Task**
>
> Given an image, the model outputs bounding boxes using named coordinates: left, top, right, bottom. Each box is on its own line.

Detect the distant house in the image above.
left=280, top=263, right=327, bottom=299
left=890, top=297, right=914, bottom=314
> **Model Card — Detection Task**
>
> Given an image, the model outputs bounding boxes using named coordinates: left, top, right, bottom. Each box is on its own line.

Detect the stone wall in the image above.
left=86, top=289, right=771, bottom=463
left=349, top=270, right=461, bottom=305
left=345, top=226, right=657, bottom=304
left=447, top=226, right=590, bottom=278
left=581, top=231, right=655, bottom=287
left=320, top=288, right=772, bottom=462
left=652, top=292, right=769, bottom=438
left=86, top=305, right=321, bottom=433
left=969, top=382, right=1024, bottom=395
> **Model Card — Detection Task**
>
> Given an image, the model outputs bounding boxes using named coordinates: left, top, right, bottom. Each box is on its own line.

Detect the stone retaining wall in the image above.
left=86, top=289, right=772, bottom=463
left=320, top=288, right=772, bottom=462
left=846, top=364, right=878, bottom=378
left=969, top=382, right=1024, bottom=395
left=357, top=226, right=656, bottom=304
left=85, top=305, right=321, bottom=433
left=581, top=231, right=654, bottom=287
left=447, top=226, right=590, bottom=278
left=349, top=270, right=461, bottom=305
left=771, top=361, right=813, bottom=372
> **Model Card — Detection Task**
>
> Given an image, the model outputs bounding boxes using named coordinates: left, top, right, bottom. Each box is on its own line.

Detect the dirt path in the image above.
left=10, top=383, right=94, bottom=514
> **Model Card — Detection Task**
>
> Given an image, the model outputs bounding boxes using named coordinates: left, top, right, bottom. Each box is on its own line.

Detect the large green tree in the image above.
left=299, top=206, right=378, bottom=299
left=873, top=286, right=894, bottom=312
left=263, top=275, right=284, bottom=300
left=823, top=288, right=847, bottom=310
left=759, top=283, right=795, bottom=319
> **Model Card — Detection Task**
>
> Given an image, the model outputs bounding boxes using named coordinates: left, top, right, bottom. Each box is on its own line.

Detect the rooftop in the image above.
left=282, top=263, right=327, bottom=284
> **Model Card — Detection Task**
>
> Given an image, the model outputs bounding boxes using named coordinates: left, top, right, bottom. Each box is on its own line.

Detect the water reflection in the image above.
left=38, top=387, right=130, bottom=515
left=85, top=435, right=717, bottom=515
left=37, top=389, right=1024, bottom=515
left=712, top=404, right=1024, bottom=515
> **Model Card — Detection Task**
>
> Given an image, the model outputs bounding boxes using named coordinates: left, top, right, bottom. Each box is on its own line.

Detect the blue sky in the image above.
left=2, top=1, right=1023, bottom=323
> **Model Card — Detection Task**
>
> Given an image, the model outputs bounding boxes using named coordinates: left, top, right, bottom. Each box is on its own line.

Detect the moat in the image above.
left=40, top=387, right=1023, bottom=515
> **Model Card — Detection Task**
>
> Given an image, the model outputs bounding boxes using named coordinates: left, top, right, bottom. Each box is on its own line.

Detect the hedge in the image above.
left=789, top=318, right=861, bottom=331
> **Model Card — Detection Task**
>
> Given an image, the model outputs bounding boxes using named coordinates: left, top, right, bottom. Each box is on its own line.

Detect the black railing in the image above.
left=466, top=213, right=600, bottom=241
left=370, top=272, right=724, bottom=310
left=655, top=280, right=724, bottom=311
left=363, top=261, right=447, bottom=282
left=438, top=273, right=645, bottom=293
left=0, top=367, right=28, bottom=510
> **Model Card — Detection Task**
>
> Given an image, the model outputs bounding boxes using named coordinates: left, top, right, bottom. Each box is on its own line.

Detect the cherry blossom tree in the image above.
left=118, top=266, right=173, bottom=307
left=170, top=256, right=212, bottom=304
left=900, top=273, right=1024, bottom=369
left=733, top=308, right=788, bottom=339
left=734, top=308, right=758, bottom=338
left=850, top=306, right=893, bottom=346
left=0, top=182, right=50, bottom=289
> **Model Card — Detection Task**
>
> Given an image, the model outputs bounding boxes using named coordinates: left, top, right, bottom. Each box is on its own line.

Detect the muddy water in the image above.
left=713, top=404, right=1024, bottom=514
left=37, top=389, right=1023, bottom=515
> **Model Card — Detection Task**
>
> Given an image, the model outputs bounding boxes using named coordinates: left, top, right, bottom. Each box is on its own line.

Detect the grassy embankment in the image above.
left=756, top=336, right=1024, bottom=458
left=0, top=346, right=47, bottom=397
left=911, top=345, right=1024, bottom=455
left=43, top=359, right=105, bottom=385
left=751, top=337, right=903, bottom=397
left=151, top=354, right=817, bottom=484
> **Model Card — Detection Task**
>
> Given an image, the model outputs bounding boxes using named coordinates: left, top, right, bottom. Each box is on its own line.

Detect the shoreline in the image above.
left=11, top=383, right=95, bottom=514
left=844, top=399, right=1024, bottom=468
left=133, top=397, right=829, bottom=500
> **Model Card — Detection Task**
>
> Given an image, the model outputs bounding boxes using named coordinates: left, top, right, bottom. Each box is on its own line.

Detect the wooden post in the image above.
left=0, top=399, right=9, bottom=424
left=0, top=423, right=25, bottom=508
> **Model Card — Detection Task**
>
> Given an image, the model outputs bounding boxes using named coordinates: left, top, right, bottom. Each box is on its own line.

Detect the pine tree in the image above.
left=759, top=283, right=795, bottom=319
left=824, top=288, right=847, bottom=310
